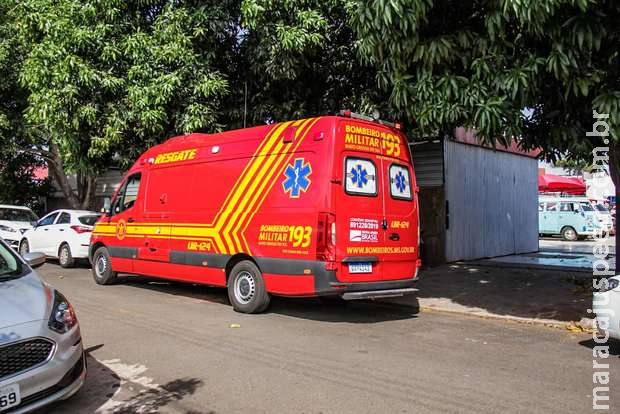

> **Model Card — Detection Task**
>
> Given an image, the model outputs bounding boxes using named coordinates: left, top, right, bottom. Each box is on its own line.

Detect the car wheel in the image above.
left=561, top=226, right=578, bottom=241
left=19, top=239, right=29, bottom=256
left=227, top=260, right=270, bottom=314
left=92, top=246, right=118, bottom=285
left=58, top=243, right=75, bottom=268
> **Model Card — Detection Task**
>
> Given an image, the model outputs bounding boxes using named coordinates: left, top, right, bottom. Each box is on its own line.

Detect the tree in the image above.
left=235, top=0, right=385, bottom=127
left=349, top=0, right=619, bottom=256
left=0, top=0, right=51, bottom=212
left=553, top=159, right=593, bottom=176
left=11, top=0, right=239, bottom=209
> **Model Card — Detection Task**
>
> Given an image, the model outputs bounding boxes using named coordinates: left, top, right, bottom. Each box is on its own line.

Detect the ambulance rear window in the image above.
left=389, top=164, right=412, bottom=200
left=344, top=157, right=377, bottom=196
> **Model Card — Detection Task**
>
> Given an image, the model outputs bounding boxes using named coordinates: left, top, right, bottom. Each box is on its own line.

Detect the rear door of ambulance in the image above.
left=334, top=121, right=384, bottom=282
left=334, top=119, right=418, bottom=282
left=381, top=137, right=419, bottom=280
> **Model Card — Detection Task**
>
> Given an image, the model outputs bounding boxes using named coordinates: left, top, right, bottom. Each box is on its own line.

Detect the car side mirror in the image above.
left=22, top=252, right=46, bottom=268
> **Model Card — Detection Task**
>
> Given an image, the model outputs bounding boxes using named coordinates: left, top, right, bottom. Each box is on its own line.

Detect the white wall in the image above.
left=444, top=140, right=539, bottom=261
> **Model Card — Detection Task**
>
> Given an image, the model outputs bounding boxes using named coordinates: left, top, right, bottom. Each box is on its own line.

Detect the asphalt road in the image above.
left=35, top=262, right=619, bottom=414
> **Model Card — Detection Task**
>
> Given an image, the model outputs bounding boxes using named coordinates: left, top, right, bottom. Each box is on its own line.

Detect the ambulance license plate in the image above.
left=348, top=262, right=372, bottom=273
left=0, top=383, right=20, bottom=412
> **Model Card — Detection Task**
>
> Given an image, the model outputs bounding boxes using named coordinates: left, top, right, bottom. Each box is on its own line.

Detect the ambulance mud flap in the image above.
left=341, top=288, right=419, bottom=300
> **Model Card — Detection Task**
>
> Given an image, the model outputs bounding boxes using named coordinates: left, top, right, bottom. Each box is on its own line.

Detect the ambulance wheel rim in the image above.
left=96, top=255, right=108, bottom=277
left=234, top=271, right=256, bottom=304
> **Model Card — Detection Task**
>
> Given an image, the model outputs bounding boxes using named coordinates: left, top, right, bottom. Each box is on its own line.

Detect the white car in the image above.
left=0, top=205, right=38, bottom=250
left=19, top=210, right=100, bottom=268
left=592, top=275, right=620, bottom=340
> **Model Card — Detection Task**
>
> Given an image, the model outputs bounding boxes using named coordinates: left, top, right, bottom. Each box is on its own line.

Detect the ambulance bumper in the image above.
left=342, top=288, right=419, bottom=300
left=314, top=266, right=420, bottom=297
left=255, top=257, right=420, bottom=297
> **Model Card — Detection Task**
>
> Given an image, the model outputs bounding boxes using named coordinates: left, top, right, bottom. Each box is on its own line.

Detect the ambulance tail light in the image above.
left=317, top=213, right=336, bottom=265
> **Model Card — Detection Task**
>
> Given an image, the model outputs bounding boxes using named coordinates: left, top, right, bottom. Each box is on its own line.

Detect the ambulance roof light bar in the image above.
left=337, top=109, right=401, bottom=130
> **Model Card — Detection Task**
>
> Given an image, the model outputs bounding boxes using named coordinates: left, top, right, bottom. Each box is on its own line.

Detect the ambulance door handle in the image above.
left=144, top=239, right=157, bottom=252
left=389, top=233, right=400, bottom=241
left=127, top=217, right=135, bottom=223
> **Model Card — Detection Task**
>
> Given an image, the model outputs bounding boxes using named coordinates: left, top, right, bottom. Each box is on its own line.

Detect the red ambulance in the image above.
left=90, top=112, right=420, bottom=313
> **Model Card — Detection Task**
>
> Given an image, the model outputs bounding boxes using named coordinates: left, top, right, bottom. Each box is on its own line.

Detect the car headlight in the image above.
left=0, top=225, right=17, bottom=233
left=48, top=291, right=78, bottom=333
left=599, top=278, right=620, bottom=293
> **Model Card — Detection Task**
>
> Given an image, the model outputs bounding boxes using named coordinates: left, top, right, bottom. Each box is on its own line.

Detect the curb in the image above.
left=419, top=305, right=571, bottom=330
left=460, top=260, right=611, bottom=274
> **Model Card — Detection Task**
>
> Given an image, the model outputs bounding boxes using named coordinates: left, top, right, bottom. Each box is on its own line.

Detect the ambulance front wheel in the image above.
left=92, top=246, right=118, bottom=285
left=228, top=260, right=270, bottom=314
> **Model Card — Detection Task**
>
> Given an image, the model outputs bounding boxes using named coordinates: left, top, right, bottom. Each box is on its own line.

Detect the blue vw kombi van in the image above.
left=538, top=195, right=604, bottom=241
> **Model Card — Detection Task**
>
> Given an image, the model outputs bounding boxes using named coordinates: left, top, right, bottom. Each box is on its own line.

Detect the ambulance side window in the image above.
left=112, top=173, right=142, bottom=215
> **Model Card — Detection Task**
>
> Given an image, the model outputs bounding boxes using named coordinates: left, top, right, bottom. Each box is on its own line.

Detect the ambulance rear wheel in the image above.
left=228, top=261, right=270, bottom=314
left=92, top=246, right=118, bottom=285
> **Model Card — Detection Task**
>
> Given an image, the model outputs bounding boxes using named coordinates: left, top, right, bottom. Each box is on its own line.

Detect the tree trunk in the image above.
left=48, top=142, right=81, bottom=209
left=609, top=139, right=620, bottom=264
left=81, top=175, right=97, bottom=210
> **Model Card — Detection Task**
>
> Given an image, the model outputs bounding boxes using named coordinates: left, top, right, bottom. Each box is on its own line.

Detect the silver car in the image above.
left=0, top=238, right=85, bottom=413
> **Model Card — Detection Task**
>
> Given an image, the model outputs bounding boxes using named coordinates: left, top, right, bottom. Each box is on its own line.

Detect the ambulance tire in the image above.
left=228, top=260, right=270, bottom=314
left=92, top=247, right=118, bottom=285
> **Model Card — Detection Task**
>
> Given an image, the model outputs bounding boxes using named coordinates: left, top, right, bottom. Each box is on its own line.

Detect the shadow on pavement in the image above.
left=118, top=275, right=419, bottom=323
left=43, top=352, right=207, bottom=413
left=579, top=338, right=620, bottom=357
left=119, top=276, right=229, bottom=305
left=267, top=296, right=420, bottom=323
left=111, top=378, right=206, bottom=414
left=40, top=353, right=120, bottom=413
left=407, top=263, right=594, bottom=322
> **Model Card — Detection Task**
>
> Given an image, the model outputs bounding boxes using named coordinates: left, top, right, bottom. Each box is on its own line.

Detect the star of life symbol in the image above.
left=395, top=170, right=407, bottom=193
left=351, top=164, right=368, bottom=188
left=283, top=158, right=312, bottom=198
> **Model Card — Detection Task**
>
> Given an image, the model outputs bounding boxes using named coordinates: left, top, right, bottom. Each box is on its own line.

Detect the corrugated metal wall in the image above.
left=411, top=141, right=444, bottom=188
left=444, top=140, right=538, bottom=261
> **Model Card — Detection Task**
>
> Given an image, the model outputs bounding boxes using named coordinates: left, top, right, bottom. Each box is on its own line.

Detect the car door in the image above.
left=50, top=212, right=72, bottom=257
left=30, top=211, right=59, bottom=254
left=103, top=172, right=144, bottom=271
left=540, top=202, right=559, bottom=234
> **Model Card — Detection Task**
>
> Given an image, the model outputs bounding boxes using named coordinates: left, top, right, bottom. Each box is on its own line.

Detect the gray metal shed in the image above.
left=412, top=138, right=538, bottom=265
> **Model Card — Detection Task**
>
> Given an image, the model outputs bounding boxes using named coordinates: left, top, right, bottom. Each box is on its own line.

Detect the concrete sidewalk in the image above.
left=385, top=262, right=596, bottom=328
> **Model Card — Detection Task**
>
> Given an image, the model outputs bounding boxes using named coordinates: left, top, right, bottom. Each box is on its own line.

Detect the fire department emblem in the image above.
left=283, top=158, right=312, bottom=198
left=116, top=219, right=127, bottom=240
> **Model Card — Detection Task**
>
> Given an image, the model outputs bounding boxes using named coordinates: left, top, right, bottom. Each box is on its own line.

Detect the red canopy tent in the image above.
left=538, top=174, right=586, bottom=195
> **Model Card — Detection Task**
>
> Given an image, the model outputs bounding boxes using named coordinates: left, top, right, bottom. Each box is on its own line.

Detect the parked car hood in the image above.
left=0, top=272, right=50, bottom=329
left=0, top=219, right=33, bottom=231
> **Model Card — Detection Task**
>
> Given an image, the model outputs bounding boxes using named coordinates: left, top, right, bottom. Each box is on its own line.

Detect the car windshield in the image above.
left=0, top=241, right=23, bottom=280
left=79, top=215, right=100, bottom=226
left=594, top=204, right=609, bottom=213
left=580, top=202, right=594, bottom=211
left=0, top=207, right=38, bottom=222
